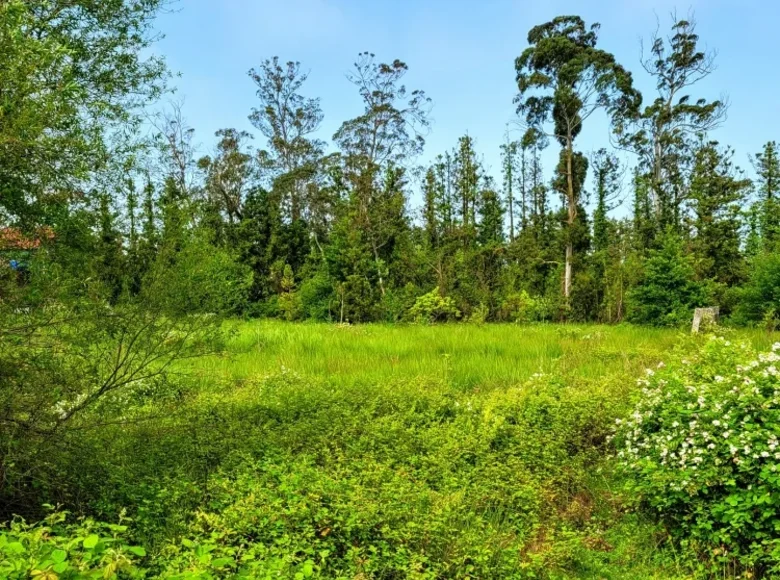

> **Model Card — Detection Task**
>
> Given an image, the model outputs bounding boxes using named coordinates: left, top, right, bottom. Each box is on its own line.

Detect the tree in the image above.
left=500, top=138, right=519, bottom=241
left=198, top=129, right=256, bottom=227
left=628, top=232, right=709, bottom=326
left=590, top=149, right=623, bottom=319
left=752, top=141, right=780, bottom=247
left=591, top=149, right=623, bottom=254
left=152, top=102, right=199, bottom=200
left=734, top=251, right=780, bottom=324
left=422, top=167, right=440, bottom=248
left=477, top=179, right=505, bottom=246
left=0, top=0, right=168, bottom=228
left=515, top=15, right=639, bottom=302
left=248, top=58, right=324, bottom=224
left=616, top=14, right=726, bottom=232
left=452, top=135, right=481, bottom=242
left=687, top=140, right=750, bottom=290
left=334, top=53, right=431, bottom=170
left=333, top=53, right=431, bottom=298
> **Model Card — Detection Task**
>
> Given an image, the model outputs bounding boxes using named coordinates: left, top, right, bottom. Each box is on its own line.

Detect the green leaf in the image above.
left=5, top=542, right=25, bottom=555
left=50, top=549, right=67, bottom=563
left=83, top=534, right=100, bottom=549
left=126, top=546, right=146, bottom=557
left=211, top=557, right=234, bottom=568
left=52, top=562, right=69, bottom=573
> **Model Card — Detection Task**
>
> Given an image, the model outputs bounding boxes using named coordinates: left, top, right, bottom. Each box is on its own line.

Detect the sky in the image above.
left=151, top=0, right=780, bottom=209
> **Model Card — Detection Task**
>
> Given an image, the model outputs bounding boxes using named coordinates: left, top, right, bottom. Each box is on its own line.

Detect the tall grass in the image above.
left=189, top=322, right=688, bottom=388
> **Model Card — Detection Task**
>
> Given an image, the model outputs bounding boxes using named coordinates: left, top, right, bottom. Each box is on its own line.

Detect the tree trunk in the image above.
left=564, top=139, right=575, bottom=301
left=508, top=184, right=514, bottom=242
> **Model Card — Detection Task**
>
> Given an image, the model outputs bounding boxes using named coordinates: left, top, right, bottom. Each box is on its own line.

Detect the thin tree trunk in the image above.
left=564, top=139, right=575, bottom=301
left=508, top=184, right=514, bottom=243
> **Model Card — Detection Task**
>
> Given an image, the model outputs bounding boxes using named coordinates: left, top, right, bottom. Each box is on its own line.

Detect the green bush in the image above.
left=615, top=336, right=780, bottom=575
left=144, top=232, right=252, bottom=316
left=500, top=290, right=546, bottom=323
left=627, top=233, right=710, bottom=327
left=733, top=251, right=780, bottom=325
left=406, top=287, right=461, bottom=323
left=0, top=511, right=145, bottom=579
left=297, top=270, right=335, bottom=321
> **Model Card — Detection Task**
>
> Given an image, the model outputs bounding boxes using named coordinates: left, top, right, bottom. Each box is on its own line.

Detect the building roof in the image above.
left=0, top=227, right=54, bottom=251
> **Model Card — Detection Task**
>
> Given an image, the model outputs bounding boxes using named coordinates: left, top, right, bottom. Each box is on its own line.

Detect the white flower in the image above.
left=714, top=375, right=725, bottom=383
left=712, top=420, right=721, bottom=427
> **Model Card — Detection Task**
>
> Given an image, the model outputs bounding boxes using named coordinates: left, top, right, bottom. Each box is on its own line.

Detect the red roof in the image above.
left=0, top=227, right=54, bottom=251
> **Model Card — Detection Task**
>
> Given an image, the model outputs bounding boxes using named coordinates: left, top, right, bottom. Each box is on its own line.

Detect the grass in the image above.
left=190, top=321, right=687, bottom=388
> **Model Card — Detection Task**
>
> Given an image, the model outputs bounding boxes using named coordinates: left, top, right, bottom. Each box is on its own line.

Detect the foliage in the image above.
left=733, top=251, right=780, bottom=324
left=0, top=511, right=145, bottom=579
left=0, top=0, right=167, bottom=227
left=406, top=287, right=461, bottom=323
left=499, top=290, right=549, bottom=322
left=144, top=232, right=252, bottom=316
left=0, top=258, right=226, bottom=516
left=615, top=336, right=780, bottom=576
left=627, top=233, right=710, bottom=326
left=0, top=322, right=695, bottom=578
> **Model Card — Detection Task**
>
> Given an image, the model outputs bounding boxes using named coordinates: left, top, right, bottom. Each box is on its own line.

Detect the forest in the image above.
left=3, top=1, right=780, bottom=578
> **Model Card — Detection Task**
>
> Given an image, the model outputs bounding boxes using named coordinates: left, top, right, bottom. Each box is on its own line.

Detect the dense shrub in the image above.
left=627, top=234, right=710, bottom=326
left=144, top=232, right=252, bottom=316
left=406, top=287, right=461, bottom=323
left=499, top=290, right=548, bottom=322
left=297, top=270, right=335, bottom=321
left=733, top=251, right=780, bottom=325
left=0, top=511, right=145, bottom=579
left=615, top=336, right=780, bottom=576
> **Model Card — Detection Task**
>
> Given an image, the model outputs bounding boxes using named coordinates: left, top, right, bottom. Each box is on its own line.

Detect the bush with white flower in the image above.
left=615, top=336, right=780, bottom=576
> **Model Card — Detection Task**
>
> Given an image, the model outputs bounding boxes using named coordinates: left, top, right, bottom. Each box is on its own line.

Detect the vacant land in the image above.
left=151, top=322, right=765, bottom=578
left=192, top=322, right=684, bottom=386
left=4, top=322, right=778, bottom=578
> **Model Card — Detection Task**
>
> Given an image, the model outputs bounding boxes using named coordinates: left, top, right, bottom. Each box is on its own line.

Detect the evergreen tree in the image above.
left=515, top=15, right=639, bottom=302
left=500, top=138, right=519, bottom=240
left=752, top=141, right=780, bottom=247
left=628, top=232, right=709, bottom=326
left=616, top=15, right=726, bottom=233
left=688, top=141, right=750, bottom=289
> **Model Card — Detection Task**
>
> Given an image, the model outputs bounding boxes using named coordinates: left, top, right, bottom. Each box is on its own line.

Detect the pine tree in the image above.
left=688, top=141, right=750, bottom=288
left=752, top=141, right=780, bottom=247
left=500, top=138, right=519, bottom=241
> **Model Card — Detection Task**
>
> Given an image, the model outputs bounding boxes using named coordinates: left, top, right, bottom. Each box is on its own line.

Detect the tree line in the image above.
left=2, top=4, right=779, bottom=327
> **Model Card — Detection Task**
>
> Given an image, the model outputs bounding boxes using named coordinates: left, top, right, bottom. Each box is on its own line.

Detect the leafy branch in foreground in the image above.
left=0, top=296, right=224, bottom=515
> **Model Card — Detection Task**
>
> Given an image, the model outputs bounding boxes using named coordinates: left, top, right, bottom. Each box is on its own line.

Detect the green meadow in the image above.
left=191, top=322, right=685, bottom=387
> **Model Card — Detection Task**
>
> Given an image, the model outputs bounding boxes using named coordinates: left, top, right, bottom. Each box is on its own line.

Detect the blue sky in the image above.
left=153, top=0, right=778, bottom=207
